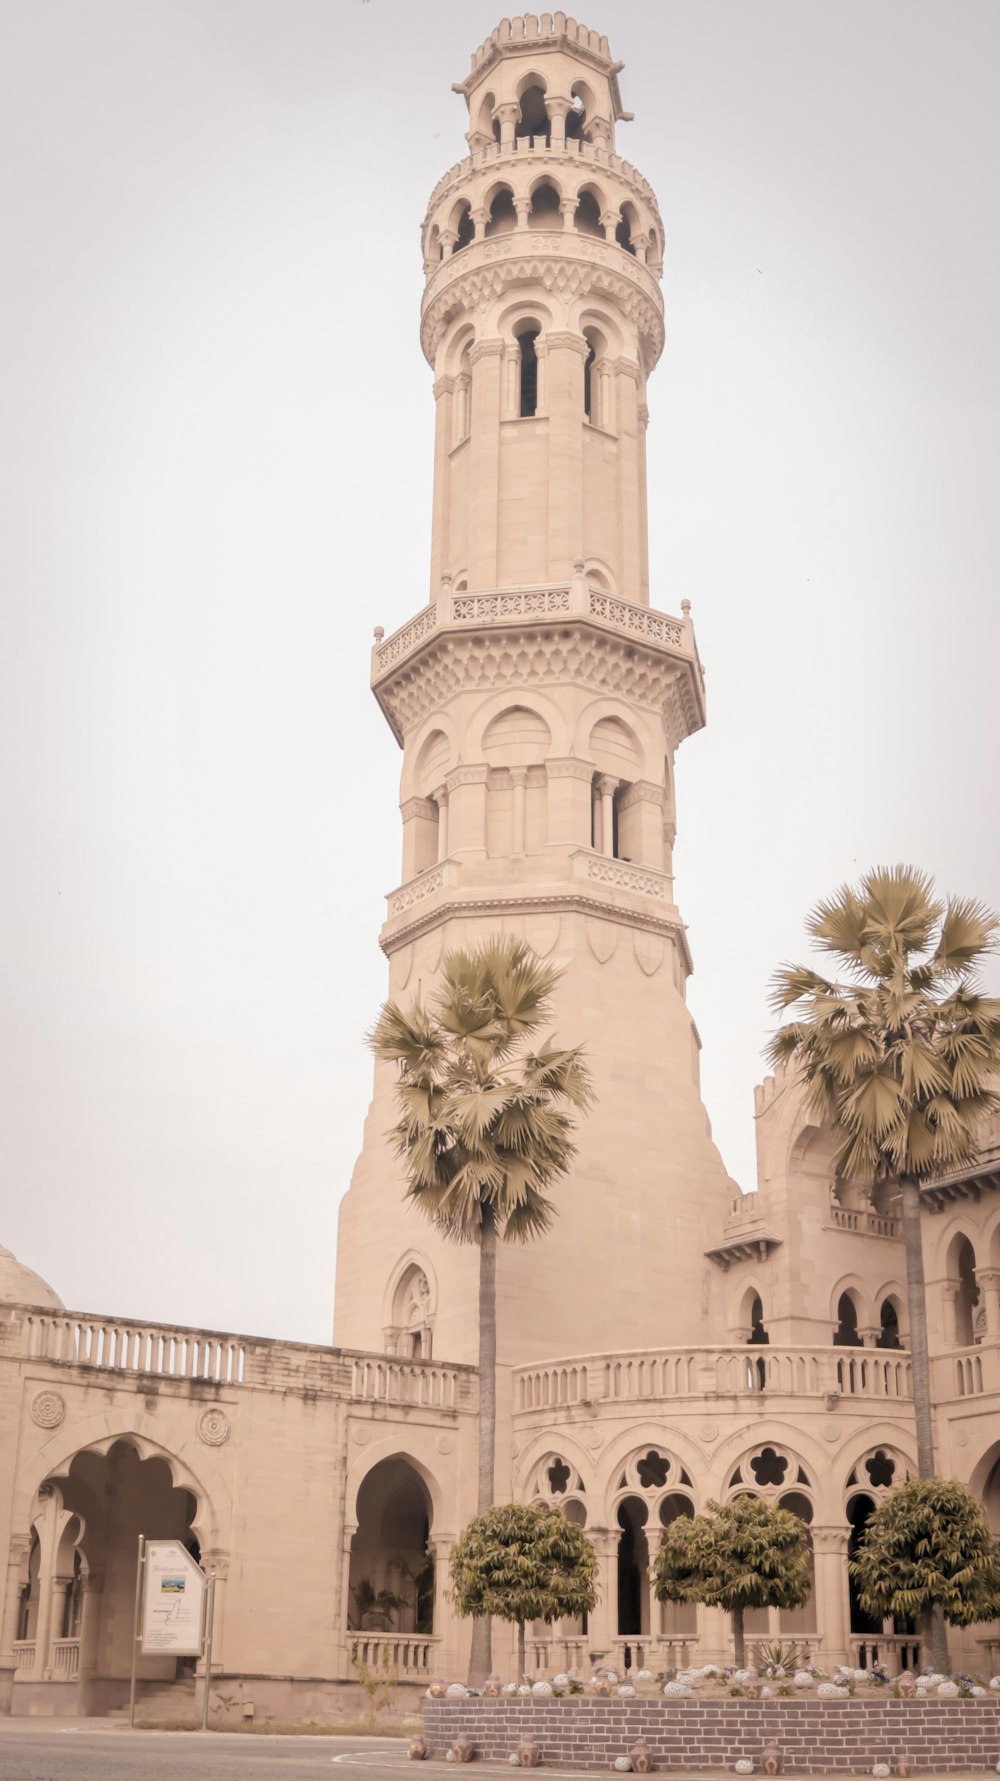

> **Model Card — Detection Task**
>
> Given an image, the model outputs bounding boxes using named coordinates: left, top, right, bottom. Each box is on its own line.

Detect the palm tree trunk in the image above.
left=900, top=1176, right=948, bottom=1673
left=899, top=1175, right=935, bottom=1477
left=468, top=1202, right=497, bottom=1683
left=518, top=1620, right=525, bottom=1683
left=732, top=1604, right=745, bottom=1670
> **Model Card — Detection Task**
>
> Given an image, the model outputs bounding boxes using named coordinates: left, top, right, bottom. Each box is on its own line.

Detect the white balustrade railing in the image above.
left=526, top=1636, right=588, bottom=1676
left=515, top=1345, right=913, bottom=1411
left=830, top=1205, right=901, bottom=1239
left=12, top=1641, right=35, bottom=1672
left=350, top=1358, right=466, bottom=1410
left=51, top=1638, right=81, bottom=1678
left=851, top=1634, right=921, bottom=1676
left=373, top=581, right=694, bottom=684
left=348, top=1632, right=437, bottom=1678
left=24, top=1314, right=246, bottom=1385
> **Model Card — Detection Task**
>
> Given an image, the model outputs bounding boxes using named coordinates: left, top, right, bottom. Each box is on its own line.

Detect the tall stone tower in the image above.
left=334, top=14, right=736, bottom=1397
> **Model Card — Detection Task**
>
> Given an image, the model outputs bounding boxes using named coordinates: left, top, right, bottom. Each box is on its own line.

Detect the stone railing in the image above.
left=573, top=851, right=674, bottom=904
left=830, top=1205, right=901, bottom=1240
left=21, top=1313, right=477, bottom=1410
left=514, top=1345, right=912, bottom=1411
left=386, top=861, right=458, bottom=921
left=526, top=1634, right=588, bottom=1676
left=23, top=1314, right=248, bottom=1385
left=348, top=1631, right=437, bottom=1678
left=850, top=1633, right=921, bottom=1676
left=350, top=1357, right=472, bottom=1411
left=373, top=580, right=696, bottom=686
left=424, top=136, right=661, bottom=224
left=935, top=1339, right=1000, bottom=1401
left=12, top=1641, right=34, bottom=1672
left=51, top=1637, right=81, bottom=1678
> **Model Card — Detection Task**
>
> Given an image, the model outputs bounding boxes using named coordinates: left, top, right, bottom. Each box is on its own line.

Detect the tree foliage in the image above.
left=849, top=1477, right=1000, bottom=1628
left=766, top=866, right=1000, bottom=1188
left=652, top=1496, right=812, bottom=1667
left=449, top=1502, right=598, bottom=1629
left=372, top=935, right=594, bottom=1244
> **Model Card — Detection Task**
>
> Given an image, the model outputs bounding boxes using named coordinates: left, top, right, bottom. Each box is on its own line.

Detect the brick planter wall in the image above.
left=423, top=1697, right=1000, bottom=1773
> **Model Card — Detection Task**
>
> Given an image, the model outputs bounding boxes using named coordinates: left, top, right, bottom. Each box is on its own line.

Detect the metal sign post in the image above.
left=201, top=1570, right=217, bottom=1732
left=128, top=1535, right=146, bottom=1731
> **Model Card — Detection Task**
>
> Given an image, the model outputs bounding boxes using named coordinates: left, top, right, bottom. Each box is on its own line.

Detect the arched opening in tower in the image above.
left=527, top=182, right=561, bottom=231
left=349, top=1459, right=434, bottom=1636
left=515, top=84, right=549, bottom=145
left=517, top=328, right=539, bottom=419
left=833, top=1291, right=862, bottom=1347
left=616, top=1496, right=649, bottom=1639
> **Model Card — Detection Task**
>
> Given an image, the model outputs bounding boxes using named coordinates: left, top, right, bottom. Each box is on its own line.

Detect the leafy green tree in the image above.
left=449, top=1502, right=598, bottom=1681
left=651, top=1496, right=812, bottom=1669
left=767, top=867, right=1000, bottom=1486
left=849, top=1477, right=1000, bottom=1658
left=372, top=936, right=593, bottom=1679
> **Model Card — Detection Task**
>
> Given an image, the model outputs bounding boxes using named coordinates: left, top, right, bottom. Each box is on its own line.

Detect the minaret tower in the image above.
left=335, top=15, right=736, bottom=1381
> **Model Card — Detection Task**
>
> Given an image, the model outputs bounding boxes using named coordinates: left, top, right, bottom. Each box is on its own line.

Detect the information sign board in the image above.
left=141, top=1541, right=206, bottom=1656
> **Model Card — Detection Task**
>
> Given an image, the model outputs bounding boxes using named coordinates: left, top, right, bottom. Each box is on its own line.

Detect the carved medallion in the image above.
left=30, top=1390, right=65, bottom=1429
left=198, top=1407, right=230, bottom=1447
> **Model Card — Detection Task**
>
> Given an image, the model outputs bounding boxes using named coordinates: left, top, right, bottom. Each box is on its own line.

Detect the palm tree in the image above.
left=767, top=866, right=1000, bottom=1669
left=371, top=935, right=593, bottom=1681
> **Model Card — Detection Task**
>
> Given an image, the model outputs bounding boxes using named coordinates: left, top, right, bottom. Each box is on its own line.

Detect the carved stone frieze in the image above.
left=198, top=1407, right=231, bottom=1447
left=376, top=625, right=700, bottom=754
left=616, top=779, right=664, bottom=812
left=421, top=248, right=664, bottom=366
left=30, top=1390, right=65, bottom=1430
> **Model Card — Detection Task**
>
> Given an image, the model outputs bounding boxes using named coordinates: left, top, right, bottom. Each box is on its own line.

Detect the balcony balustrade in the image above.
left=514, top=1345, right=913, bottom=1412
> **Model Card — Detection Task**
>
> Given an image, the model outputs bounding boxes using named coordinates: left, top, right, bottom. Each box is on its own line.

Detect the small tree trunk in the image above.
left=732, top=1604, right=745, bottom=1670
left=899, top=1175, right=936, bottom=1478
left=468, top=1202, right=497, bottom=1684
left=518, top=1619, right=526, bottom=1682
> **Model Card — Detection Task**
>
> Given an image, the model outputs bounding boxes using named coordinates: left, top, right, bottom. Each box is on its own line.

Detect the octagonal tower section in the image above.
left=334, top=15, right=738, bottom=1391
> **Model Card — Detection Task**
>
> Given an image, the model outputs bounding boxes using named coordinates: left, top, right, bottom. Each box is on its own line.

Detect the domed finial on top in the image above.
left=0, top=1243, right=64, bottom=1310
left=453, top=14, right=631, bottom=155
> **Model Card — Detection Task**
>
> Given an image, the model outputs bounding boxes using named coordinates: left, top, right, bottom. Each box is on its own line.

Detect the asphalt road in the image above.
left=0, top=1729, right=431, bottom=1781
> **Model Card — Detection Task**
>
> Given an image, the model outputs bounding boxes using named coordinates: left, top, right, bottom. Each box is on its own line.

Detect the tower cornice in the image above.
left=370, top=580, right=706, bottom=753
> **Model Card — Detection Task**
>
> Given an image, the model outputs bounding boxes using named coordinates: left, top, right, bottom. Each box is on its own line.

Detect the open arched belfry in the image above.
left=3, top=13, right=1000, bottom=1720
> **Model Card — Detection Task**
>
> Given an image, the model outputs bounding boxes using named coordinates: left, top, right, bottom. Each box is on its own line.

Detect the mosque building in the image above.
left=3, top=13, right=999, bottom=1720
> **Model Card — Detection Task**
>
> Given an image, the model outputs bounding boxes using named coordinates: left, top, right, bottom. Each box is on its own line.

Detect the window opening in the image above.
left=515, top=84, right=550, bottom=145
left=574, top=189, right=603, bottom=238
left=833, top=1292, right=862, bottom=1347
left=864, top=1450, right=896, bottom=1489
left=636, top=1451, right=670, bottom=1490
left=547, top=1457, right=571, bottom=1494
left=876, top=1299, right=901, bottom=1349
left=566, top=97, right=586, bottom=141
left=584, top=342, right=595, bottom=418
left=748, top=1446, right=788, bottom=1488
left=518, top=330, right=539, bottom=418
left=454, top=204, right=474, bottom=252
left=485, top=189, right=516, bottom=238
left=615, top=208, right=636, bottom=256
left=528, top=182, right=561, bottom=230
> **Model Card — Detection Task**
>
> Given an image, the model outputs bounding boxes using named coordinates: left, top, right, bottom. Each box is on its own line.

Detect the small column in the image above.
left=547, top=96, right=571, bottom=149
left=467, top=338, right=504, bottom=585
left=1, top=1536, right=29, bottom=1672
left=942, top=1284, right=961, bottom=1347
left=545, top=759, right=593, bottom=850
left=558, top=197, right=576, bottom=233
left=439, top=227, right=458, bottom=258
left=978, top=1269, right=1000, bottom=1337
left=599, top=209, right=618, bottom=242
left=495, top=102, right=518, bottom=148
left=616, top=780, right=665, bottom=869
left=337, top=1525, right=357, bottom=1678
left=811, top=1527, right=851, bottom=1668
left=453, top=372, right=471, bottom=447
left=433, top=786, right=449, bottom=861
left=400, top=797, right=438, bottom=881
left=429, top=1536, right=457, bottom=1674
left=445, top=766, right=488, bottom=856
left=587, top=1529, right=618, bottom=1658
left=513, top=198, right=529, bottom=232
left=77, top=1569, right=104, bottom=1683
left=43, top=1574, right=73, bottom=1676
left=510, top=768, right=527, bottom=855
left=470, top=205, right=488, bottom=241
left=598, top=775, right=618, bottom=858
left=632, top=230, right=651, bottom=264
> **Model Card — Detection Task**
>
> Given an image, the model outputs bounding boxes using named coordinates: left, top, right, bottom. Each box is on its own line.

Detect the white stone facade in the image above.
left=3, top=13, right=1000, bottom=1720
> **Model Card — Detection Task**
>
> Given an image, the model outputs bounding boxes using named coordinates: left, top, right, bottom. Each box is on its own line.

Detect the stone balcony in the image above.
left=512, top=1343, right=913, bottom=1413
left=371, top=575, right=705, bottom=749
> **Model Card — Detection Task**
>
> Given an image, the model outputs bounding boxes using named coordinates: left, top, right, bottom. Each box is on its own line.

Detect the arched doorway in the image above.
left=349, top=1458, right=434, bottom=1637
left=14, top=1439, right=204, bottom=1713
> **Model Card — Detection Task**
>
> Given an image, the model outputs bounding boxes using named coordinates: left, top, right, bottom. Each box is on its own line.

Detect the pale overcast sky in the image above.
left=2, top=0, right=998, bottom=1345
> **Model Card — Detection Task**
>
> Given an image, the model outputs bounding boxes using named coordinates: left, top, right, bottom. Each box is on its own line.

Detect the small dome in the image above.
left=0, top=1244, right=64, bottom=1311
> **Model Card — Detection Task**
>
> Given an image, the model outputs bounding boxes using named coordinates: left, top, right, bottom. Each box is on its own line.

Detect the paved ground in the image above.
left=0, top=1728, right=424, bottom=1781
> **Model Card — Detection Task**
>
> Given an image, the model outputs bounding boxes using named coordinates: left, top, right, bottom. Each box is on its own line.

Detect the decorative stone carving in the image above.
left=198, top=1407, right=230, bottom=1447
left=586, top=918, right=618, bottom=964
left=30, top=1391, right=65, bottom=1429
